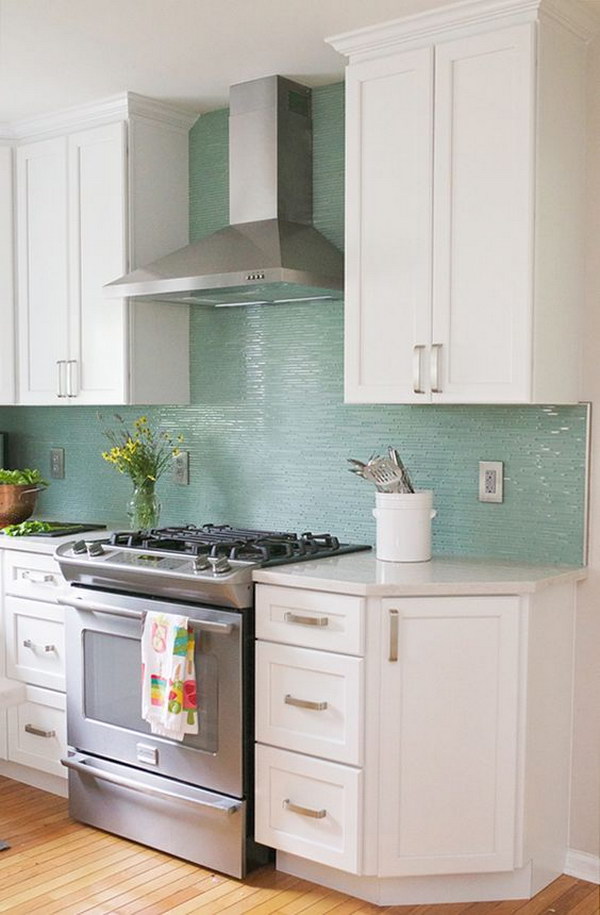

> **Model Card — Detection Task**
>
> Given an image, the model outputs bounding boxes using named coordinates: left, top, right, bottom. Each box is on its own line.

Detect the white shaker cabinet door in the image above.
left=377, top=596, right=520, bottom=876
left=0, top=145, right=15, bottom=404
left=68, top=122, right=128, bottom=404
left=344, top=48, right=434, bottom=403
left=17, top=137, right=70, bottom=404
left=431, top=25, right=534, bottom=403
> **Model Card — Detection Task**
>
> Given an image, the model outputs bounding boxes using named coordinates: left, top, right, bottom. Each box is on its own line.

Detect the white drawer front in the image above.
left=3, top=551, right=65, bottom=602
left=7, top=685, right=66, bottom=778
left=5, top=596, right=65, bottom=691
left=255, top=585, right=365, bottom=655
left=256, top=642, right=363, bottom=765
left=255, top=744, right=361, bottom=874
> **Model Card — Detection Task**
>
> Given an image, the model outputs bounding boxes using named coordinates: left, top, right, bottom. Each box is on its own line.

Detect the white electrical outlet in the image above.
left=478, top=461, right=503, bottom=503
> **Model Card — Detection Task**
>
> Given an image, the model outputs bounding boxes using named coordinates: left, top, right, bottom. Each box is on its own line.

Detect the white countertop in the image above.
left=0, top=533, right=586, bottom=595
left=252, top=552, right=587, bottom=596
left=0, top=527, right=111, bottom=555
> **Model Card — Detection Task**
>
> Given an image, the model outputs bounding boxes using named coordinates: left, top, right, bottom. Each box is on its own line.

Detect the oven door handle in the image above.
left=57, top=595, right=233, bottom=634
left=61, top=754, right=241, bottom=816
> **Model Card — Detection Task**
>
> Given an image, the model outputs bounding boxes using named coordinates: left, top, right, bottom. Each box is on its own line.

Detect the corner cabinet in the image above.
left=0, top=142, right=15, bottom=404
left=15, top=95, right=196, bottom=405
left=329, top=0, right=596, bottom=404
left=255, top=575, right=579, bottom=906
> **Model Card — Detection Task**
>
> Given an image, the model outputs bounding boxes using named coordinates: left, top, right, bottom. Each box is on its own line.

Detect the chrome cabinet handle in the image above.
left=56, top=595, right=233, bottom=634
left=284, top=694, right=328, bottom=711
left=389, top=608, right=399, bottom=662
left=66, top=360, right=78, bottom=398
left=413, top=345, right=425, bottom=394
left=61, top=755, right=240, bottom=815
left=25, top=724, right=56, bottom=738
left=56, top=360, right=67, bottom=398
left=283, top=799, right=326, bottom=819
left=284, top=612, right=328, bottom=628
left=431, top=343, right=442, bottom=394
left=23, top=639, right=56, bottom=653
left=22, top=571, right=55, bottom=584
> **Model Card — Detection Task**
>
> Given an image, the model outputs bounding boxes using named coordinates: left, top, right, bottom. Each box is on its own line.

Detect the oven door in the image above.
left=60, top=587, right=244, bottom=798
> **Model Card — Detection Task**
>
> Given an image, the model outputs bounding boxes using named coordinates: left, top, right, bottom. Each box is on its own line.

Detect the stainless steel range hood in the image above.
left=105, top=76, right=343, bottom=306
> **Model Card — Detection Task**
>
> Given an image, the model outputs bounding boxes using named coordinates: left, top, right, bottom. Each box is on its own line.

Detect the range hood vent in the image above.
left=105, top=76, right=343, bottom=306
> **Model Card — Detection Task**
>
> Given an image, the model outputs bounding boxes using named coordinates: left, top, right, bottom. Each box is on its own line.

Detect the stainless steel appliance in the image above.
left=56, top=525, right=370, bottom=877
left=104, top=76, right=344, bottom=307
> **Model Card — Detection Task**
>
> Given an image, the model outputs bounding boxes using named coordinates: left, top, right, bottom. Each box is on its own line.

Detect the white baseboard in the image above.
left=565, top=849, right=600, bottom=885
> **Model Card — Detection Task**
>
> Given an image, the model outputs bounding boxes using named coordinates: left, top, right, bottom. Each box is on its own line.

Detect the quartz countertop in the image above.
left=0, top=527, right=112, bottom=555
left=252, top=552, right=587, bottom=596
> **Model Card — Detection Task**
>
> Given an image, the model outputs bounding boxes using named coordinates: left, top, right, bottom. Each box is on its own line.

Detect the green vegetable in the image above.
left=1, top=520, right=54, bottom=537
left=0, top=468, right=48, bottom=487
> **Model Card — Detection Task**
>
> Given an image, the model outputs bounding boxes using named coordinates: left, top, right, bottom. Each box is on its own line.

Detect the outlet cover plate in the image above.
left=173, top=451, right=190, bottom=486
left=50, top=448, right=65, bottom=480
left=479, top=461, right=503, bottom=503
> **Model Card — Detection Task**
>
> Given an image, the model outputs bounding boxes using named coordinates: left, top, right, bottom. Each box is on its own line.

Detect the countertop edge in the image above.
left=252, top=564, right=588, bottom=596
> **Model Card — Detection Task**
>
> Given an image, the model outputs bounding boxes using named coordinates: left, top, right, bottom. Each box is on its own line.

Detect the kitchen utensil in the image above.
left=361, top=456, right=407, bottom=492
left=387, top=446, right=414, bottom=493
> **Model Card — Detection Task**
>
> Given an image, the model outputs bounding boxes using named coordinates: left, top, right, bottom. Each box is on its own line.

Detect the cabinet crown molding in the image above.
left=11, top=91, right=198, bottom=142
left=327, top=0, right=599, bottom=59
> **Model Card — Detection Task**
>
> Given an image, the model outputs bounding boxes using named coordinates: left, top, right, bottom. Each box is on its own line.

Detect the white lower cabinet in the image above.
left=1, top=549, right=68, bottom=781
left=256, top=745, right=362, bottom=874
left=7, top=685, right=66, bottom=778
left=256, top=641, right=363, bottom=765
left=255, top=577, right=577, bottom=903
left=378, top=596, right=520, bottom=876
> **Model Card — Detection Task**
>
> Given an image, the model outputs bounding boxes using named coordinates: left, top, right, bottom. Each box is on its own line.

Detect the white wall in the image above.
left=573, top=31, right=600, bottom=860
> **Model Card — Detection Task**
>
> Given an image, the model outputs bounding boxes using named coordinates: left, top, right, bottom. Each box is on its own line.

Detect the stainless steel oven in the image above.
left=59, top=586, right=264, bottom=878
left=55, top=526, right=370, bottom=878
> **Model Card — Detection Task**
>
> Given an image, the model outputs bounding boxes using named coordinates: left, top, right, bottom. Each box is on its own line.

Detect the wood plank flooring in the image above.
left=0, top=776, right=597, bottom=914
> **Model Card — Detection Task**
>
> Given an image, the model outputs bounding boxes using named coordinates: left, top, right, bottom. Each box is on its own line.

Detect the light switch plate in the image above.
left=173, top=451, right=190, bottom=486
left=479, top=461, right=503, bottom=503
left=50, top=448, right=65, bottom=480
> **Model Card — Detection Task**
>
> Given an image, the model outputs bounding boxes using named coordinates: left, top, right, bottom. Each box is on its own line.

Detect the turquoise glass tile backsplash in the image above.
left=0, top=84, right=588, bottom=564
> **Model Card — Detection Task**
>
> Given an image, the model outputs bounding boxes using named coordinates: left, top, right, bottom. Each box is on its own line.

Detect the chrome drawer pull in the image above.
left=25, top=724, right=56, bottom=739
left=22, top=571, right=55, bottom=584
left=283, top=799, right=326, bottom=819
left=284, top=612, right=328, bottom=628
left=23, top=639, right=56, bottom=653
left=389, top=608, right=399, bottom=662
left=284, top=694, right=328, bottom=711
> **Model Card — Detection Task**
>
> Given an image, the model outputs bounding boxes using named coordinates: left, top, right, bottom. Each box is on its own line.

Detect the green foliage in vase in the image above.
left=99, top=414, right=184, bottom=485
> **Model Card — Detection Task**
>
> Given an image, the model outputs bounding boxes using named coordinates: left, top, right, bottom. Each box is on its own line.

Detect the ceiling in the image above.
left=0, top=0, right=443, bottom=125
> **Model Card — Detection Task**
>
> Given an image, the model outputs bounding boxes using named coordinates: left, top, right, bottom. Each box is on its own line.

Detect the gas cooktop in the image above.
left=107, top=524, right=368, bottom=564
left=55, top=524, right=371, bottom=608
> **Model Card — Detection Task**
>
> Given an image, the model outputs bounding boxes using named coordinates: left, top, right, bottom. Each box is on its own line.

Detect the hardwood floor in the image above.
left=0, top=776, right=597, bottom=914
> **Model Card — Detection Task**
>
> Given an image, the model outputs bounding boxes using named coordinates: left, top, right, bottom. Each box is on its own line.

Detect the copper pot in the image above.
left=0, top=485, right=42, bottom=527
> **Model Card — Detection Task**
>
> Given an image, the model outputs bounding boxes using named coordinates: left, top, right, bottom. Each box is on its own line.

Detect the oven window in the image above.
left=83, top=631, right=219, bottom=753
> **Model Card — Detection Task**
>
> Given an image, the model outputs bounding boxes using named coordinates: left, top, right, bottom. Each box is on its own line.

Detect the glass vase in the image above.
left=127, top=480, right=161, bottom=531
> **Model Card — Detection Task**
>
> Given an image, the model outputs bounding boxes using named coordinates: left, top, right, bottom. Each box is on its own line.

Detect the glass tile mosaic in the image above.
left=0, top=83, right=588, bottom=565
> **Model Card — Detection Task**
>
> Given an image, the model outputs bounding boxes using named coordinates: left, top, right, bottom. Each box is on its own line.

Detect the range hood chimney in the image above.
left=105, top=76, right=343, bottom=307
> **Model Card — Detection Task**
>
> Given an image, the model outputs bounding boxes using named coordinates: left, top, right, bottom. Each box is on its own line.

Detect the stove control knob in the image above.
left=192, top=556, right=210, bottom=573
left=86, top=541, right=105, bottom=558
left=207, top=556, right=232, bottom=575
left=72, top=540, right=87, bottom=555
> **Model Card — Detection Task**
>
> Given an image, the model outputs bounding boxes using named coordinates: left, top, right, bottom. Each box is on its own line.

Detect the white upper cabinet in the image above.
left=0, top=143, right=15, bottom=405
left=15, top=94, right=196, bottom=405
left=329, top=0, right=596, bottom=404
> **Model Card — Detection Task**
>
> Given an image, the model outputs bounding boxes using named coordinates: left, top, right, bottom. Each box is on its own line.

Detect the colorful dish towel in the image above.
left=141, top=611, right=199, bottom=741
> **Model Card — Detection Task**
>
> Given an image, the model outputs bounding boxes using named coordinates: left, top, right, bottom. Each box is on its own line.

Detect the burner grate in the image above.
left=109, top=524, right=345, bottom=564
